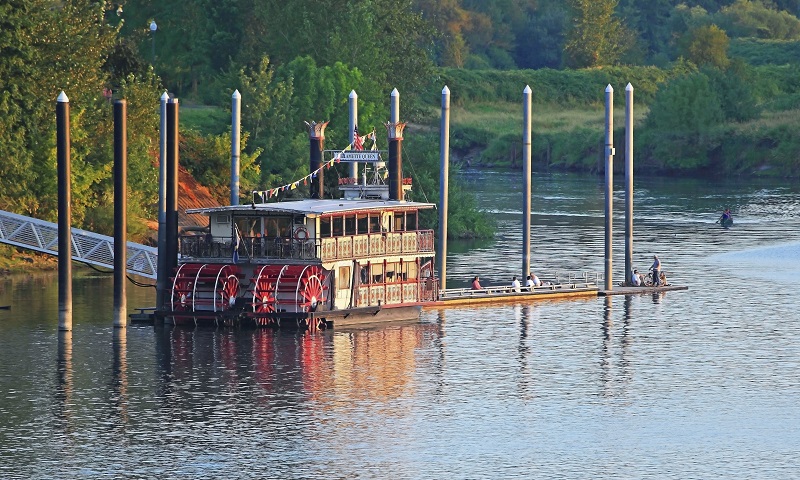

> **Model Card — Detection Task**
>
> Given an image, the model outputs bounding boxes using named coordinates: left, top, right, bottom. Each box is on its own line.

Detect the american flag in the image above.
left=353, top=125, right=364, bottom=150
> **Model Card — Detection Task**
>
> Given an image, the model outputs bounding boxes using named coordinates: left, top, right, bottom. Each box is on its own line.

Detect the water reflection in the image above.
left=599, top=296, right=635, bottom=399
left=54, top=330, right=73, bottom=434
left=110, top=328, right=129, bottom=431
left=150, top=323, right=440, bottom=416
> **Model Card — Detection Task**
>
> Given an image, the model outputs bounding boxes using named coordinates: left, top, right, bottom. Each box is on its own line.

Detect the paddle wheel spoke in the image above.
left=217, top=273, right=240, bottom=311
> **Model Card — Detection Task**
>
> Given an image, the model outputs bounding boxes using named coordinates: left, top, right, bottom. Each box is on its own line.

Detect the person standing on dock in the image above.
left=527, top=273, right=542, bottom=287
left=650, top=255, right=662, bottom=286
left=471, top=276, right=482, bottom=290
left=511, top=276, right=520, bottom=292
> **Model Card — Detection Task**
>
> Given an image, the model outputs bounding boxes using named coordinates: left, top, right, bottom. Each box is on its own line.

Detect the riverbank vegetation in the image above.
left=3, top=0, right=800, bottom=251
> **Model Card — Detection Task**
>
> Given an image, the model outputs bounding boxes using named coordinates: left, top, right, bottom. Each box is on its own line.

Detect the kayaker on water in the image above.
left=719, top=208, right=733, bottom=226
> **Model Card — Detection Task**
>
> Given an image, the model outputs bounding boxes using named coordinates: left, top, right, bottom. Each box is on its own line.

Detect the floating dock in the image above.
left=432, top=282, right=599, bottom=306
left=598, top=284, right=688, bottom=296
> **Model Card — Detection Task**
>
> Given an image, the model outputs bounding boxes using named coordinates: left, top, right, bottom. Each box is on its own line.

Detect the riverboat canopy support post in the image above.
left=114, top=99, right=128, bottom=328
left=522, top=85, right=532, bottom=280
left=349, top=90, right=358, bottom=180
left=231, top=89, right=241, bottom=205
left=625, top=83, right=634, bottom=286
left=165, top=98, right=180, bottom=299
left=307, top=121, right=329, bottom=199
left=438, top=86, right=451, bottom=290
left=604, top=85, right=614, bottom=291
left=156, top=91, right=168, bottom=314
left=57, top=91, right=73, bottom=332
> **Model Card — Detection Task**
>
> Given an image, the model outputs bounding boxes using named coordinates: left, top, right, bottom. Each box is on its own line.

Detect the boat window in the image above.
left=371, top=262, right=384, bottom=284
left=345, top=215, right=356, bottom=236
left=320, top=217, right=331, bottom=237
left=234, top=217, right=261, bottom=238
left=338, top=266, right=351, bottom=289
left=403, top=261, right=418, bottom=281
left=369, top=214, right=381, bottom=233
left=357, top=214, right=368, bottom=235
left=406, top=211, right=417, bottom=231
left=394, top=213, right=405, bottom=231
left=385, top=262, right=399, bottom=282
left=276, top=217, right=292, bottom=237
left=333, top=216, right=344, bottom=236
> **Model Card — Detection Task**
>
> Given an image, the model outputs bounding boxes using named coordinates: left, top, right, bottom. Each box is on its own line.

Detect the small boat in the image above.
left=720, top=216, right=733, bottom=228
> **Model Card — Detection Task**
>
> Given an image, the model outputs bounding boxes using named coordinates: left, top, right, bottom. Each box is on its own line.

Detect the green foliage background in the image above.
left=4, top=0, right=800, bottom=245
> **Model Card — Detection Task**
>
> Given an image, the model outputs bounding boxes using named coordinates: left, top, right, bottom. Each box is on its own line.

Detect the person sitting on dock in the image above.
left=511, top=276, right=520, bottom=292
left=471, top=276, right=483, bottom=290
left=630, top=269, right=643, bottom=287
left=527, top=273, right=542, bottom=288
left=650, top=255, right=662, bottom=286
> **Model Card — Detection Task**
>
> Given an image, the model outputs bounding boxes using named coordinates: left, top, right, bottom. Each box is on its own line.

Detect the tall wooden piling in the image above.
left=438, top=86, right=451, bottom=290
left=156, top=91, right=168, bottom=313
left=604, top=85, right=614, bottom=291
left=349, top=90, right=358, bottom=180
left=522, top=85, right=532, bottom=279
left=231, top=90, right=241, bottom=205
left=625, top=83, right=634, bottom=285
left=56, top=92, right=72, bottom=332
left=165, top=98, right=179, bottom=289
left=113, top=99, right=127, bottom=328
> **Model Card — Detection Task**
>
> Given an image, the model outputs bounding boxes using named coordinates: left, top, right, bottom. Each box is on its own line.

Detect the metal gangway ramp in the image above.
left=0, top=209, right=157, bottom=280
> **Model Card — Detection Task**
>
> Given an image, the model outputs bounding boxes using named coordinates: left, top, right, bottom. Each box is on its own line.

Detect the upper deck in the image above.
left=181, top=198, right=436, bottom=264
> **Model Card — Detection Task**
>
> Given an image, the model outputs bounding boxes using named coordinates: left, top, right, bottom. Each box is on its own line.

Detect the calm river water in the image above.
left=1, top=170, right=799, bottom=479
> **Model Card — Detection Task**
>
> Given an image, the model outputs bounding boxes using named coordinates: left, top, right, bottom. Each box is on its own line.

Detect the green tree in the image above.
left=0, top=1, right=165, bottom=240
left=0, top=0, right=117, bottom=222
left=564, top=0, right=630, bottom=67
left=642, top=72, right=725, bottom=170
left=679, top=24, right=731, bottom=69
left=715, top=0, right=800, bottom=39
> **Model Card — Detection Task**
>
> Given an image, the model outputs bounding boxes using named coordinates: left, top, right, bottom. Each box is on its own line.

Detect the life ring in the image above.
left=294, top=226, right=309, bottom=241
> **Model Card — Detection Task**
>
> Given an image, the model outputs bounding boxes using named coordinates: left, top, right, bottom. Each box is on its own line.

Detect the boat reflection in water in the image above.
left=153, top=321, right=441, bottom=412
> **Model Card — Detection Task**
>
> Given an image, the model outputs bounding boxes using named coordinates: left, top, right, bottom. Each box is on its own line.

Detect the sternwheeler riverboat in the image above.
left=165, top=120, right=439, bottom=329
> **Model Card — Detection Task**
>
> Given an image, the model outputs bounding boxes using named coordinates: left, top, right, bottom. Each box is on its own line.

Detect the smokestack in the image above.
left=386, top=122, right=406, bottom=201
left=306, top=121, right=329, bottom=199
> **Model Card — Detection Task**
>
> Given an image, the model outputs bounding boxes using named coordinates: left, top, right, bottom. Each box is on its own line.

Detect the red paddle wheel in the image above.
left=249, top=265, right=286, bottom=327
left=246, top=264, right=329, bottom=329
left=169, top=263, right=243, bottom=325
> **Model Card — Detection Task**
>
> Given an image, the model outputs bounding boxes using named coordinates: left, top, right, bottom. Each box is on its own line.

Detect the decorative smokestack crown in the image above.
left=385, top=122, right=407, bottom=140
left=304, top=120, right=329, bottom=140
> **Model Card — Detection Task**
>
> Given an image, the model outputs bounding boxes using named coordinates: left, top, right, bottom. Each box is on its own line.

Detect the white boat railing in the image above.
left=439, top=280, right=598, bottom=299
left=0, top=209, right=158, bottom=279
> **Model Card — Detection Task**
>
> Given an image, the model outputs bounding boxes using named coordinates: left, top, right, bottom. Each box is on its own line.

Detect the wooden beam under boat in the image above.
left=431, top=283, right=599, bottom=306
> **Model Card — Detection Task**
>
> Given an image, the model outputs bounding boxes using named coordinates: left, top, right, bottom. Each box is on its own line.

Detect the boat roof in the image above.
left=186, top=198, right=436, bottom=217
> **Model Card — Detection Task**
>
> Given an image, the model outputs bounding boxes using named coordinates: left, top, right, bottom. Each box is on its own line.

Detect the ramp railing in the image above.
left=0, top=209, right=157, bottom=279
